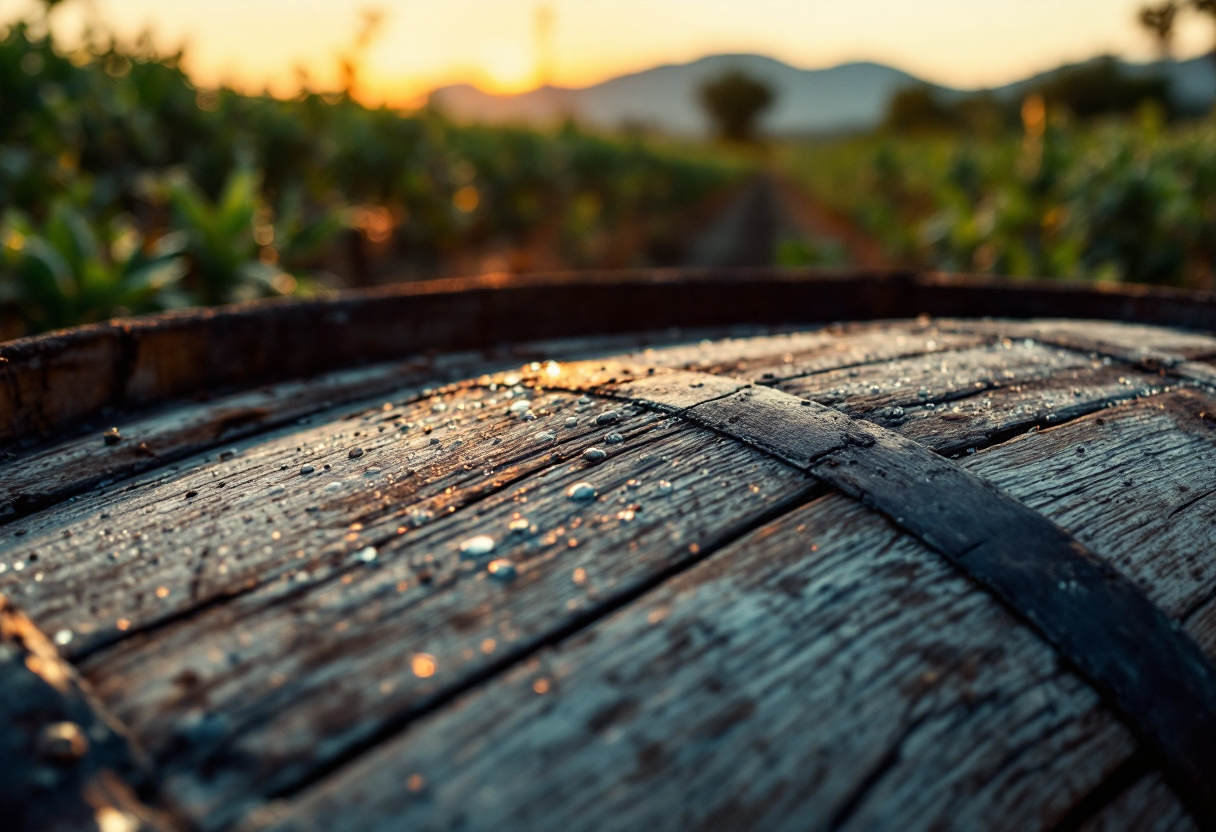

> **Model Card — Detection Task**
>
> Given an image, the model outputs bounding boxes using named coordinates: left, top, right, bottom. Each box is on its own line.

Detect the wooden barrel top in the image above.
left=4, top=269, right=1216, bottom=832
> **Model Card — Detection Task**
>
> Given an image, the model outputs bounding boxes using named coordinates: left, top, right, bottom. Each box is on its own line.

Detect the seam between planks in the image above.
left=71, top=404, right=681, bottom=664
left=518, top=360, right=1216, bottom=830
left=250, top=481, right=831, bottom=810
left=933, top=321, right=1216, bottom=395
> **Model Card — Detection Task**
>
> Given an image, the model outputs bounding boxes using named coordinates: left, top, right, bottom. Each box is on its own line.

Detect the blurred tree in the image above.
left=1139, top=1, right=1180, bottom=60
left=339, top=7, right=386, bottom=99
left=954, top=92, right=1015, bottom=136
left=699, top=70, right=775, bottom=143
left=1030, top=57, right=1170, bottom=119
left=883, top=86, right=957, bottom=134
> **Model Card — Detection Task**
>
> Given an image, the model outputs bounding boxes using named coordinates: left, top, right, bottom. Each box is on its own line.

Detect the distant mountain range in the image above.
left=429, top=53, right=1216, bottom=136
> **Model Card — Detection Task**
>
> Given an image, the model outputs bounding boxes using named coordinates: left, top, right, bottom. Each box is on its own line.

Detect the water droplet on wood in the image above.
left=459, top=535, right=496, bottom=558
left=567, top=482, right=598, bottom=502
left=36, top=721, right=88, bottom=763
left=487, top=559, right=517, bottom=581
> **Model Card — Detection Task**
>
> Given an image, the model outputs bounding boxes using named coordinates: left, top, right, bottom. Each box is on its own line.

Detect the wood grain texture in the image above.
left=259, top=494, right=1136, bottom=832
left=252, top=352, right=1216, bottom=832
left=4, top=315, right=1216, bottom=831
left=935, top=318, right=1216, bottom=388
left=626, top=320, right=987, bottom=379
left=1078, top=774, right=1198, bottom=832
left=0, top=594, right=176, bottom=832
left=48, top=388, right=813, bottom=827
left=582, top=370, right=1216, bottom=824
left=0, top=330, right=738, bottom=523
left=3, top=269, right=1214, bottom=443
left=773, top=340, right=1169, bottom=456
left=0, top=356, right=448, bottom=523
left=0, top=382, right=680, bottom=653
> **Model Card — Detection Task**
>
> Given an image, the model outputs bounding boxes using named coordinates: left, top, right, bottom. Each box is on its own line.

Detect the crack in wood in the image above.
left=255, top=482, right=831, bottom=808
left=517, top=359, right=1216, bottom=829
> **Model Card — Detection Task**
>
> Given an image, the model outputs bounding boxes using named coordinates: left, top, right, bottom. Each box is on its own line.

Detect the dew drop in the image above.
left=582, top=447, right=606, bottom=462
left=411, top=653, right=437, bottom=678
left=605, top=432, right=624, bottom=445
left=357, top=546, right=378, bottom=563
left=656, top=480, right=674, bottom=496
left=508, top=517, right=531, bottom=534
left=406, top=508, right=434, bottom=529
left=535, top=431, right=556, bottom=443
left=53, top=628, right=73, bottom=646
left=487, top=559, right=517, bottom=581
left=596, top=411, right=621, bottom=425
left=459, top=535, right=496, bottom=558
left=567, top=482, right=598, bottom=502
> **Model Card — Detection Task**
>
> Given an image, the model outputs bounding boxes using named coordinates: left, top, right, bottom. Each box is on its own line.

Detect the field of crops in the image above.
left=781, top=105, right=1216, bottom=290
left=0, top=20, right=741, bottom=338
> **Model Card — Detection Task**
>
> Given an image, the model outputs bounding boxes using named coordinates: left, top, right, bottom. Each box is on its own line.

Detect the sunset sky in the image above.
left=9, top=0, right=1216, bottom=105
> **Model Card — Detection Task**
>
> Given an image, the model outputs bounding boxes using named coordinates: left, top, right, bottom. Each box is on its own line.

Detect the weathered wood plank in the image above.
left=249, top=382, right=1216, bottom=832
left=946, top=318, right=1216, bottom=362
left=621, top=320, right=987, bottom=379
left=0, top=356, right=459, bottom=522
left=962, top=390, right=1216, bottom=619
left=773, top=341, right=1168, bottom=456
left=936, top=318, right=1216, bottom=387
left=0, top=381, right=679, bottom=654
left=9, top=318, right=1216, bottom=831
left=5, top=269, right=1213, bottom=444
left=0, top=594, right=176, bottom=832
left=1078, top=774, right=1197, bottom=832
left=258, top=494, right=1137, bottom=832
left=587, top=372, right=1216, bottom=823
left=0, top=330, right=739, bottom=524
left=78, top=411, right=815, bottom=827
left=775, top=339, right=1100, bottom=412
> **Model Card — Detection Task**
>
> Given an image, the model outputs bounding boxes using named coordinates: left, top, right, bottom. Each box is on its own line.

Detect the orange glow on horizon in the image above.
left=6, top=0, right=1215, bottom=110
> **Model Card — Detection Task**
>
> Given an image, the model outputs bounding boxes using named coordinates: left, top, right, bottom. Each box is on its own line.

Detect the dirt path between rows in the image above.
left=683, top=171, right=891, bottom=269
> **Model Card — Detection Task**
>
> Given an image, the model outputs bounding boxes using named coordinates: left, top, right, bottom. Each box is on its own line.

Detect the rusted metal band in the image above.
left=0, top=595, right=175, bottom=831
left=536, top=361, right=1216, bottom=830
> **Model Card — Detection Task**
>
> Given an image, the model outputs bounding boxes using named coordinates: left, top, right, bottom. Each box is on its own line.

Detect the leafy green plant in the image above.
left=782, top=110, right=1216, bottom=287
left=0, top=11, right=739, bottom=335
left=0, top=200, right=187, bottom=332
